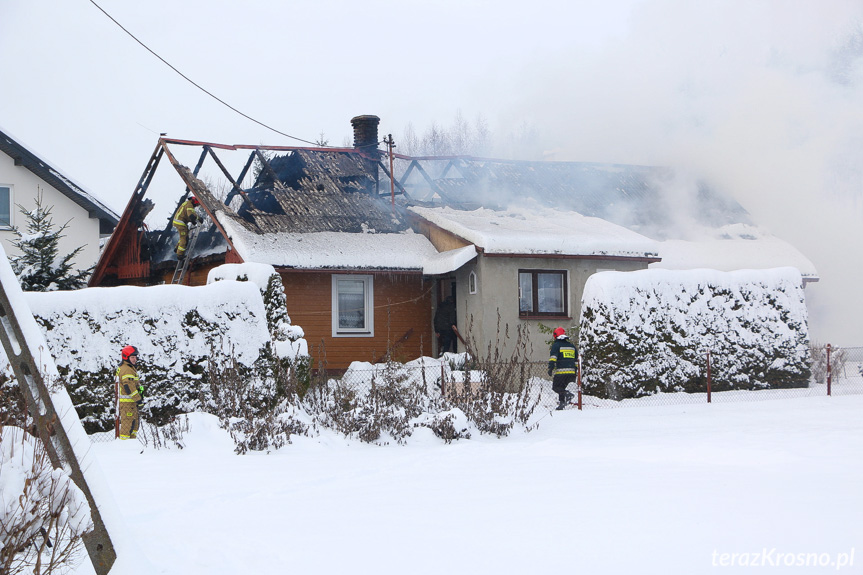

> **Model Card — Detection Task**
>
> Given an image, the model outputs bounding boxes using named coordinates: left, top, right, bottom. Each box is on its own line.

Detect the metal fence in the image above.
left=438, top=345, right=863, bottom=413
left=87, top=345, right=863, bottom=442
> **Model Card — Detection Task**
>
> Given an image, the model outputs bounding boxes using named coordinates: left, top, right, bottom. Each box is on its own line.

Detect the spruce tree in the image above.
left=9, top=191, right=92, bottom=291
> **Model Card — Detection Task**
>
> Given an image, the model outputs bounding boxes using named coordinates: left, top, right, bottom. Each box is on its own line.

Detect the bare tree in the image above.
left=398, top=112, right=495, bottom=158
left=421, top=121, right=450, bottom=156
left=400, top=122, right=420, bottom=156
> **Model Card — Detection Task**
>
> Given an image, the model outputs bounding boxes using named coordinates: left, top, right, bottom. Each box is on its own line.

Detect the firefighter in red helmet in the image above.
left=115, top=345, right=144, bottom=440
left=548, top=327, right=578, bottom=410
left=172, top=196, right=200, bottom=259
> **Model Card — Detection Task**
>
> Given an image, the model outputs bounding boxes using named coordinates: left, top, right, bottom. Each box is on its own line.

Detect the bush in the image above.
left=0, top=427, right=92, bottom=574
left=580, top=268, right=811, bottom=399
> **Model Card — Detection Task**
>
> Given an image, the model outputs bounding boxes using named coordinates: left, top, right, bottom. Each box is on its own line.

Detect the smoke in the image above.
left=492, top=0, right=863, bottom=344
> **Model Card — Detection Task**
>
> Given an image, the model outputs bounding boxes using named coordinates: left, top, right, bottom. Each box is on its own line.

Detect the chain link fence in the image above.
left=84, top=345, right=863, bottom=443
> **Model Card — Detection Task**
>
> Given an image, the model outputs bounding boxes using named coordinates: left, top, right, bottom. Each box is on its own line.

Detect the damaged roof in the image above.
left=99, top=135, right=815, bottom=283
left=401, top=158, right=752, bottom=241
left=167, top=146, right=437, bottom=270
left=400, top=157, right=816, bottom=278
left=232, top=149, right=411, bottom=235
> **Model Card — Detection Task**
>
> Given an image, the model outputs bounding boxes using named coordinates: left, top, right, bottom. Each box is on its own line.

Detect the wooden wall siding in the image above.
left=411, top=218, right=471, bottom=252
left=157, top=263, right=218, bottom=287
left=280, top=271, right=434, bottom=371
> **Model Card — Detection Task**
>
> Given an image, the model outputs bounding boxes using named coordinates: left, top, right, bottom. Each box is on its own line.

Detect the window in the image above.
left=332, top=274, right=374, bottom=337
left=518, top=270, right=567, bottom=317
left=469, top=271, right=477, bottom=294
left=0, top=186, right=11, bottom=228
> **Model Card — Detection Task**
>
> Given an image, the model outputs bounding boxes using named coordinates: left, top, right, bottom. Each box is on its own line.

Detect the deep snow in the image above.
left=68, top=394, right=862, bottom=575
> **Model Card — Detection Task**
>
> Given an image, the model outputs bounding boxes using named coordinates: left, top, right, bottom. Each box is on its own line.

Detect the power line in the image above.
left=87, top=0, right=321, bottom=146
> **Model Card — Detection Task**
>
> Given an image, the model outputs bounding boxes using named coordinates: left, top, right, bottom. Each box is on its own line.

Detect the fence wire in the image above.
left=85, top=345, right=863, bottom=442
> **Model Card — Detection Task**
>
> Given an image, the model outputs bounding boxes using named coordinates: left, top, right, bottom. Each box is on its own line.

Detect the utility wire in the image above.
left=88, top=0, right=321, bottom=146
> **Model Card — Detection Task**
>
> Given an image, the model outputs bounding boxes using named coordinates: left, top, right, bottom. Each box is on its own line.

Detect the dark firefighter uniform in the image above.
left=548, top=331, right=578, bottom=409
left=173, top=197, right=200, bottom=257
left=116, top=352, right=143, bottom=440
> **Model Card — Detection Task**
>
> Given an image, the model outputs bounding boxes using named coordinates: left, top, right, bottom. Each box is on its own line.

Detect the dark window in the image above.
left=0, top=186, right=10, bottom=227
left=519, top=270, right=567, bottom=316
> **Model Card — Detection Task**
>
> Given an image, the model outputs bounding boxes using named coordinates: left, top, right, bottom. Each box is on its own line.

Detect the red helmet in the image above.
left=121, top=345, right=138, bottom=360
left=189, top=196, right=200, bottom=206
left=553, top=327, right=566, bottom=338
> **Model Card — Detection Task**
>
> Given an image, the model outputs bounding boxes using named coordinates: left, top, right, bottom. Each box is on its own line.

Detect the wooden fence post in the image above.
left=706, top=350, right=712, bottom=403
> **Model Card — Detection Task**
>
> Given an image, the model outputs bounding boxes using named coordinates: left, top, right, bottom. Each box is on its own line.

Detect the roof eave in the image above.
left=0, top=128, right=119, bottom=226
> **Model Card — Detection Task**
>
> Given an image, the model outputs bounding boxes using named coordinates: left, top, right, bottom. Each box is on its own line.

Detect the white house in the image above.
left=0, top=126, right=118, bottom=271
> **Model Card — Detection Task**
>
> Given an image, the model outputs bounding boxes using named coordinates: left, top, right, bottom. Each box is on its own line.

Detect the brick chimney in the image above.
left=351, top=115, right=380, bottom=153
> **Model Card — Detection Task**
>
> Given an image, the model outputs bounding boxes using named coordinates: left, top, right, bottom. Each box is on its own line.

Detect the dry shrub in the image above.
left=448, top=313, right=542, bottom=437
left=0, top=427, right=92, bottom=574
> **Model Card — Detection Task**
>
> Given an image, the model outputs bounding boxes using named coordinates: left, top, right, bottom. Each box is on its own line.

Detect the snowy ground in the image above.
left=4, top=246, right=851, bottom=573
left=67, top=394, right=863, bottom=575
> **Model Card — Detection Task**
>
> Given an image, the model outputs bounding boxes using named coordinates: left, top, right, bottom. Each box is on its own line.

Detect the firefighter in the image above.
left=548, top=327, right=578, bottom=410
left=116, top=345, right=143, bottom=440
left=434, top=295, right=458, bottom=356
left=173, top=196, right=200, bottom=259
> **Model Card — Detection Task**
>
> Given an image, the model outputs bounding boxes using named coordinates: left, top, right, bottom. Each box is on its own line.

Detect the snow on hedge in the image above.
left=5, top=264, right=309, bottom=433
left=208, top=262, right=307, bottom=356
left=579, top=267, right=810, bottom=399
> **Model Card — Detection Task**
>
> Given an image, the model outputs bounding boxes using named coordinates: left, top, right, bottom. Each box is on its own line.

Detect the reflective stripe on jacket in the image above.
left=173, top=200, right=198, bottom=227
left=116, top=361, right=142, bottom=403
left=548, top=337, right=578, bottom=375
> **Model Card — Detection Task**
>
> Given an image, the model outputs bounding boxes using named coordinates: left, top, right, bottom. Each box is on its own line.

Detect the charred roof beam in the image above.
left=255, top=148, right=287, bottom=191
left=159, top=140, right=238, bottom=256
left=406, top=160, right=458, bottom=203
left=225, top=151, right=257, bottom=206
left=155, top=146, right=208, bottom=252
left=205, top=146, right=258, bottom=211
left=89, top=141, right=164, bottom=286
left=376, top=160, right=412, bottom=200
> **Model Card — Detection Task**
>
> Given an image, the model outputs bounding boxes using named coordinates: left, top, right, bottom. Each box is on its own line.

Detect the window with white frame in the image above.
left=0, top=186, right=11, bottom=228
left=332, top=274, right=374, bottom=336
left=469, top=271, right=477, bottom=294
left=518, top=269, right=568, bottom=317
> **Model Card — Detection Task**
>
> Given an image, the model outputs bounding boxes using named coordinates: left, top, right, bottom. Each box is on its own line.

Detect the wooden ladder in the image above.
left=0, top=256, right=117, bottom=573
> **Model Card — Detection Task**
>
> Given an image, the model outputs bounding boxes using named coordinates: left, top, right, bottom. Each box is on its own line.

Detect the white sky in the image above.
left=1, top=0, right=861, bottom=344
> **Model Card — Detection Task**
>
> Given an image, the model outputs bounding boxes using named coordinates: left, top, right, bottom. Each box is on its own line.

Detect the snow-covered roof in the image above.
left=651, top=224, right=818, bottom=279
left=409, top=204, right=660, bottom=259
left=0, top=125, right=119, bottom=233
left=422, top=245, right=478, bottom=275
left=219, top=214, right=439, bottom=270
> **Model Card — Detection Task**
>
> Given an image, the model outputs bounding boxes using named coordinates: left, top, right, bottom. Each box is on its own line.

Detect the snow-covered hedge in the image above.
left=579, top=268, right=810, bottom=399
left=6, top=264, right=308, bottom=433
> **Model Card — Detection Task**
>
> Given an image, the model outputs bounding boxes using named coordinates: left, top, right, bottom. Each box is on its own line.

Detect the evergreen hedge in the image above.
left=579, top=267, right=811, bottom=399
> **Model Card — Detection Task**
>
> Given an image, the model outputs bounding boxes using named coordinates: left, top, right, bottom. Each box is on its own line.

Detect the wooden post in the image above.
left=827, top=343, right=832, bottom=396
left=706, top=350, right=712, bottom=403
left=577, top=360, right=583, bottom=411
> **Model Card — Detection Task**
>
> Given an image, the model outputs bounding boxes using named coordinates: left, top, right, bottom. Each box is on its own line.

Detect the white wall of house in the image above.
left=0, top=152, right=102, bottom=271
left=453, top=255, right=649, bottom=364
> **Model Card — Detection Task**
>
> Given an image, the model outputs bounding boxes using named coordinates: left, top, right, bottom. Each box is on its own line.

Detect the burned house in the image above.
left=92, top=115, right=817, bottom=369
left=92, top=117, right=448, bottom=369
